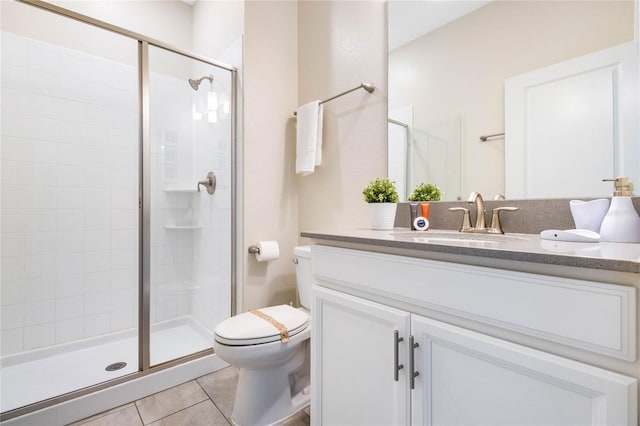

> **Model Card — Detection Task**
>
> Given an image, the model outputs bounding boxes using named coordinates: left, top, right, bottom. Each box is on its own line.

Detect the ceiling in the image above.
left=388, top=0, right=492, bottom=51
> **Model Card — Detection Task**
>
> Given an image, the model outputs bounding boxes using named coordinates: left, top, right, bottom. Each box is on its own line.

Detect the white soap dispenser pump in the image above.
left=599, top=177, right=640, bottom=243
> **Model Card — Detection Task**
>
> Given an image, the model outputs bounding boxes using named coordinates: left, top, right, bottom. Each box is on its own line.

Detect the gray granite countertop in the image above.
left=301, top=228, right=640, bottom=274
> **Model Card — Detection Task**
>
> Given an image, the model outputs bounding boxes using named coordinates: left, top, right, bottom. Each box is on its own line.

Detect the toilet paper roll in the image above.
left=255, top=241, right=280, bottom=262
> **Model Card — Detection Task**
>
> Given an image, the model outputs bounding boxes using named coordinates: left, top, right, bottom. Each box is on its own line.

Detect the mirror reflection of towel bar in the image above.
left=479, top=132, right=505, bottom=142
left=388, top=118, right=409, bottom=128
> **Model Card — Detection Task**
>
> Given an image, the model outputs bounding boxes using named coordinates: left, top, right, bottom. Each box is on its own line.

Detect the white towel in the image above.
left=295, top=100, right=324, bottom=175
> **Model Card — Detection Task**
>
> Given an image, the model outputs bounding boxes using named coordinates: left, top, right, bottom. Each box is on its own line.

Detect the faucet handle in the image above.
left=449, top=207, right=472, bottom=232
left=490, top=207, right=519, bottom=234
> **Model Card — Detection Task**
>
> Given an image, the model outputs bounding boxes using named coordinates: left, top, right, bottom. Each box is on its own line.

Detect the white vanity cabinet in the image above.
left=311, top=245, right=638, bottom=426
left=312, top=286, right=411, bottom=425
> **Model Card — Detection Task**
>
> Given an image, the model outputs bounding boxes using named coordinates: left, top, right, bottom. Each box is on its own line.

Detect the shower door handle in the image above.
left=197, top=171, right=217, bottom=195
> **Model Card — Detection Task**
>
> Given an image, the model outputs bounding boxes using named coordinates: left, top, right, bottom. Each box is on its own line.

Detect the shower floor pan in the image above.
left=1, top=317, right=212, bottom=413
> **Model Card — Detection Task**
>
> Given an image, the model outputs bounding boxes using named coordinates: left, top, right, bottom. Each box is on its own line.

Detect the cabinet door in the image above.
left=411, top=315, right=637, bottom=426
left=312, top=286, right=411, bottom=426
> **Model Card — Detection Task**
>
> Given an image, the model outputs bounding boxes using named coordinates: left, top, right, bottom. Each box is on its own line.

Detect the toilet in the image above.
left=213, top=246, right=312, bottom=426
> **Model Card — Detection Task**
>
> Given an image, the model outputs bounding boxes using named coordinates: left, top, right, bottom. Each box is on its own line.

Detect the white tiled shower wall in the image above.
left=148, top=67, right=232, bottom=332
left=1, top=32, right=233, bottom=357
left=1, top=32, right=139, bottom=356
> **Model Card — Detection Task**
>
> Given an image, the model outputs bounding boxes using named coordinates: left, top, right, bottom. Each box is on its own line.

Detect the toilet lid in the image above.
left=214, top=305, right=309, bottom=346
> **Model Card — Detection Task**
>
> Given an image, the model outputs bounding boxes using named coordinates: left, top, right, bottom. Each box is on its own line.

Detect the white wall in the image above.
left=49, top=0, right=194, bottom=52
left=239, top=0, right=388, bottom=311
left=297, top=0, right=388, bottom=232
left=242, top=0, right=299, bottom=310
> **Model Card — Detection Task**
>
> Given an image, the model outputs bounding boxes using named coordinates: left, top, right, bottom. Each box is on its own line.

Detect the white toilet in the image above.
left=213, top=246, right=312, bottom=426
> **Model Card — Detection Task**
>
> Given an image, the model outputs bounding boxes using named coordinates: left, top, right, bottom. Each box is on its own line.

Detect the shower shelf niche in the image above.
left=164, top=225, right=201, bottom=230
left=163, top=186, right=197, bottom=193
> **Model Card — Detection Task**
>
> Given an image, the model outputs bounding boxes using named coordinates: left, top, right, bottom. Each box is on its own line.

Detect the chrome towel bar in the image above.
left=294, top=82, right=375, bottom=115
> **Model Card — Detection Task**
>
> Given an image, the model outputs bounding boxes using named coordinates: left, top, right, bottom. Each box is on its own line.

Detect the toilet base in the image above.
left=230, top=341, right=310, bottom=426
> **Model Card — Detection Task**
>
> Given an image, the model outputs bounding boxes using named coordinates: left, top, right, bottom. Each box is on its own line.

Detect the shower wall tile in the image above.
left=110, top=288, right=134, bottom=312
left=84, top=313, right=110, bottom=338
left=56, top=274, right=84, bottom=298
left=1, top=257, right=26, bottom=282
left=25, top=278, right=55, bottom=302
left=1, top=329, right=23, bottom=356
left=56, top=318, right=84, bottom=344
left=111, top=249, right=136, bottom=270
left=23, top=323, right=55, bottom=350
left=110, top=268, right=136, bottom=290
left=85, top=271, right=110, bottom=294
left=1, top=281, right=25, bottom=306
left=59, top=210, right=86, bottom=231
left=85, top=251, right=110, bottom=273
left=26, top=254, right=57, bottom=279
left=85, top=292, right=110, bottom=315
left=86, top=209, right=111, bottom=230
left=24, top=300, right=55, bottom=326
left=25, top=232, right=57, bottom=255
left=110, top=309, right=135, bottom=332
left=56, top=296, right=84, bottom=320
left=1, top=233, right=25, bottom=257
left=1, top=304, right=25, bottom=330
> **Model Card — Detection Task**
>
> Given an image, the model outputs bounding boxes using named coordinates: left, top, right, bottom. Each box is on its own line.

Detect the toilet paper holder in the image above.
left=250, top=245, right=297, bottom=263
left=248, top=241, right=280, bottom=262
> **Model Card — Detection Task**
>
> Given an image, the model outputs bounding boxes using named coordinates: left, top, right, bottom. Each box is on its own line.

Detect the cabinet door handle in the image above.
left=409, top=335, right=420, bottom=390
left=394, top=330, right=404, bottom=381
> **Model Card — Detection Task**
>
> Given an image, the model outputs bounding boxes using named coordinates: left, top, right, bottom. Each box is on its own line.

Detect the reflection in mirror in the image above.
left=388, top=0, right=638, bottom=201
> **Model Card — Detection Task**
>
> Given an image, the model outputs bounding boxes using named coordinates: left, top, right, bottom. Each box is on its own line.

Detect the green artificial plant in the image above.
left=362, top=178, right=399, bottom=203
left=407, top=182, right=442, bottom=202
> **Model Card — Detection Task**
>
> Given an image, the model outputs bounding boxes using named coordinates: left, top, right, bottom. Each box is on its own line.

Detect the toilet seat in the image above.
left=215, top=305, right=309, bottom=346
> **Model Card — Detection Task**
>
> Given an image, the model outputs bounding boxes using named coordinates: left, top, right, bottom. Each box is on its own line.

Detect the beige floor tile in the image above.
left=147, top=400, right=229, bottom=426
left=276, top=409, right=311, bottom=426
left=70, top=404, right=143, bottom=426
left=135, top=380, right=208, bottom=424
left=196, top=367, right=238, bottom=418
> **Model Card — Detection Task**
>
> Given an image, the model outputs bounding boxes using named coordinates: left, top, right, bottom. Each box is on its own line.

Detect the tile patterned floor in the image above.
left=68, top=367, right=310, bottom=426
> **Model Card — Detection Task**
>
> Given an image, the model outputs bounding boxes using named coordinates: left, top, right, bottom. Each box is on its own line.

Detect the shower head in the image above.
left=188, top=74, right=213, bottom=91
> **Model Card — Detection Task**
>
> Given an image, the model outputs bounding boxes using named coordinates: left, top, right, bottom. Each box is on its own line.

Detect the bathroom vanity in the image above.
left=303, top=229, right=639, bottom=425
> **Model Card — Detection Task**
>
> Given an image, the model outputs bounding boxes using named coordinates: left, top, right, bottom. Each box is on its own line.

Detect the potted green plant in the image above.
left=408, top=182, right=442, bottom=201
left=362, top=178, right=399, bottom=230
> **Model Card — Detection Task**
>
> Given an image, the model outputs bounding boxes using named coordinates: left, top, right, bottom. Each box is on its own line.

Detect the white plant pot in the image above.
left=368, top=203, right=398, bottom=230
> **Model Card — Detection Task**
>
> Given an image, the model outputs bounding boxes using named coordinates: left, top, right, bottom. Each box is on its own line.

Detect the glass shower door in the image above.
left=147, top=46, right=232, bottom=366
left=0, top=2, right=139, bottom=412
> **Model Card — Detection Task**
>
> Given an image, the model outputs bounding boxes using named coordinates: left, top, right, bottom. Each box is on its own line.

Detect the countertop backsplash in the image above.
left=395, top=197, right=640, bottom=235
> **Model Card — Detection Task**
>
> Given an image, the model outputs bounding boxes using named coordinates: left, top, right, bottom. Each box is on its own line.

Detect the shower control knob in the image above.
left=197, top=171, right=217, bottom=195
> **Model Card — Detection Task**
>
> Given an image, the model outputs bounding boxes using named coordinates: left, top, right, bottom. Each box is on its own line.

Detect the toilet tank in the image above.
left=293, top=246, right=312, bottom=309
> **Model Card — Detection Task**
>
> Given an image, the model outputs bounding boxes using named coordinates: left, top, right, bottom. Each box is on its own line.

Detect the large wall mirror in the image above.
left=388, top=0, right=639, bottom=201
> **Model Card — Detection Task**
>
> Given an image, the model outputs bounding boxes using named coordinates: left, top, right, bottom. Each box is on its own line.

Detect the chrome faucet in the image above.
left=467, top=192, right=486, bottom=230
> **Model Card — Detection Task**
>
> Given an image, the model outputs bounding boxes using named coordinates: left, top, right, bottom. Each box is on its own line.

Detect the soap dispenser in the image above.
left=599, top=177, right=640, bottom=243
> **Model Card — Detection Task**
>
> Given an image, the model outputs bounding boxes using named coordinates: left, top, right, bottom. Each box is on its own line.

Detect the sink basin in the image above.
left=391, top=230, right=528, bottom=245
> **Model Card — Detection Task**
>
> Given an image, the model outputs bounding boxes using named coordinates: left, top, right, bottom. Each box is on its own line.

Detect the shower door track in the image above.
left=2, top=1, right=238, bottom=421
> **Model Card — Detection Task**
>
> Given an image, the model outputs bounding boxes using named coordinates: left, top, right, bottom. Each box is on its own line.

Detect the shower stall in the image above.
left=0, top=1, right=237, bottom=422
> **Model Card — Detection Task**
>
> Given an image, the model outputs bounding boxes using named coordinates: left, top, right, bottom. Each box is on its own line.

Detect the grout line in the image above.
left=194, top=376, right=233, bottom=424
left=133, top=401, right=145, bottom=426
